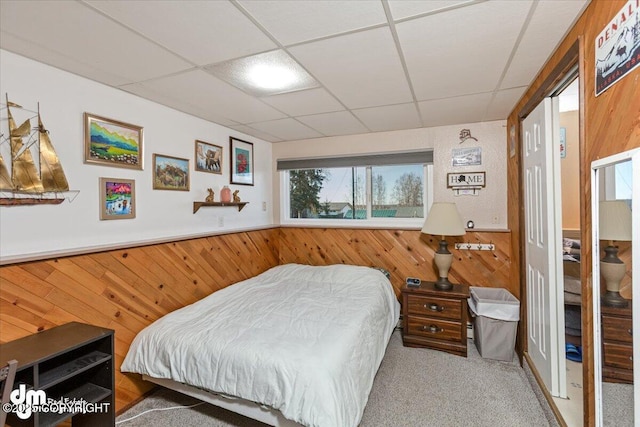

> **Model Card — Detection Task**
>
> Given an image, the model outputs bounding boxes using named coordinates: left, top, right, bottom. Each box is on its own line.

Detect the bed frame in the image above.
left=142, top=375, right=304, bottom=427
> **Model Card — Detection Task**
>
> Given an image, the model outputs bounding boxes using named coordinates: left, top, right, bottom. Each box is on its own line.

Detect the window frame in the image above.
left=280, top=164, right=433, bottom=228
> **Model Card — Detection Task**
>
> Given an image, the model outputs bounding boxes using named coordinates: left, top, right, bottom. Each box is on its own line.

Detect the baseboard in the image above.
left=116, top=385, right=160, bottom=416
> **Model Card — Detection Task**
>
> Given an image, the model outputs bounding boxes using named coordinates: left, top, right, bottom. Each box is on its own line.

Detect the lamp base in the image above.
left=602, top=291, right=629, bottom=308
left=434, top=277, right=453, bottom=291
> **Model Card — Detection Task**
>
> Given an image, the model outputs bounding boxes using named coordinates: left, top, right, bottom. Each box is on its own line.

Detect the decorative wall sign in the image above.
left=451, top=147, right=482, bottom=166
left=595, top=0, right=640, bottom=96
left=559, top=127, right=567, bottom=158
left=447, top=172, right=486, bottom=188
left=458, top=129, right=478, bottom=144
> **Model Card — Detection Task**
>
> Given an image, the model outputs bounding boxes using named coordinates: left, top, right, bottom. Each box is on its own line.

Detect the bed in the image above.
left=121, top=263, right=400, bottom=427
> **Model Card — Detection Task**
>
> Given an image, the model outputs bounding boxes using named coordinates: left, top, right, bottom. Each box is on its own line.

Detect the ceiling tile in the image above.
left=229, top=125, right=283, bottom=142
left=500, top=0, right=589, bottom=89
left=387, top=0, right=478, bottom=21
left=238, top=0, right=386, bottom=45
left=296, top=111, right=369, bottom=136
left=352, top=103, right=422, bottom=132
left=136, top=70, right=287, bottom=124
left=0, top=32, right=131, bottom=87
left=418, top=93, right=493, bottom=127
left=0, top=0, right=191, bottom=84
left=484, top=87, right=527, bottom=121
left=86, top=0, right=277, bottom=66
left=251, top=118, right=324, bottom=140
left=289, top=27, right=413, bottom=109
left=120, top=82, right=239, bottom=127
left=397, top=0, right=532, bottom=100
left=260, top=88, right=344, bottom=116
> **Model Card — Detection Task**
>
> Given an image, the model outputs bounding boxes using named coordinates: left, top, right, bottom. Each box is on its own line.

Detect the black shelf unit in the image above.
left=0, top=322, right=115, bottom=427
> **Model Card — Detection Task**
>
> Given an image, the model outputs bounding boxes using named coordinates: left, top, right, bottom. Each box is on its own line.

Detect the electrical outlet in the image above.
left=492, top=215, right=499, bottom=224
left=218, top=216, right=224, bottom=227
left=262, top=201, right=267, bottom=211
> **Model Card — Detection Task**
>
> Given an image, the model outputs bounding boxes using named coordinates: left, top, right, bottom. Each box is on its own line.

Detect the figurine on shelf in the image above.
left=232, top=190, right=241, bottom=203
left=205, top=188, right=214, bottom=202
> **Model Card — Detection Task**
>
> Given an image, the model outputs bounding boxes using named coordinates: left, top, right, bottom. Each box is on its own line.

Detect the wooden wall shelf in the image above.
left=193, top=201, right=248, bottom=213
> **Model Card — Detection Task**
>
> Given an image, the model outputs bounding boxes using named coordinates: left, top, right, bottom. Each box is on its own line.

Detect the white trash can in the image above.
left=468, top=287, right=520, bottom=362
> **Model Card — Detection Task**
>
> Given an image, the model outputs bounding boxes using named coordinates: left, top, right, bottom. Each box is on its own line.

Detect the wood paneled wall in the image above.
left=0, top=229, right=280, bottom=412
left=0, top=225, right=512, bottom=413
left=506, top=0, right=640, bottom=424
left=278, top=228, right=513, bottom=297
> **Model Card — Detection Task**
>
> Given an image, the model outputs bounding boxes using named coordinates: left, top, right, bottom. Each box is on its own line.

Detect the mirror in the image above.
left=592, top=148, right=639, bottom=426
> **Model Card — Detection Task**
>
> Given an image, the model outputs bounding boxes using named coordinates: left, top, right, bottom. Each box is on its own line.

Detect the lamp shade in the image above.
left=422, top=202, right=466, bottom=237
left=599, top=200, right=632, bottom=241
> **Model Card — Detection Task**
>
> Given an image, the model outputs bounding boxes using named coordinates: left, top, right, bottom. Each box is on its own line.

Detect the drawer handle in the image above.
left=628, top=328, right=633, bottom=336
left=630, top=356, right=633, bottom=361
left=425, top=303, right=444, bottom=312
left=422, top=324, right=442, bottom=333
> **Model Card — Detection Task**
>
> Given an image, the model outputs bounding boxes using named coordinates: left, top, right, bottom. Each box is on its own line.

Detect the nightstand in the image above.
left=401, top=282, right=469, bottom=357
left=602, top=303, right=633, bottom=384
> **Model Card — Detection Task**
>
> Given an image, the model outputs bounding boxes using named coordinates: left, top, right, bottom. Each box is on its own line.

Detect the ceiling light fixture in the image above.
left=205, top=50, right=318, bottom=97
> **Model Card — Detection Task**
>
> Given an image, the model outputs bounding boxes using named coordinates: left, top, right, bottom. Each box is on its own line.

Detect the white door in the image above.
left=523, top=97, right=567, bottom=398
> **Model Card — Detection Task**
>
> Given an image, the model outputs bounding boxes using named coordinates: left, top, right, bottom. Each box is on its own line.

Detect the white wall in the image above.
left=272, top=120, right=508, bottom=229
left=0, top=50, right=274, bottom=263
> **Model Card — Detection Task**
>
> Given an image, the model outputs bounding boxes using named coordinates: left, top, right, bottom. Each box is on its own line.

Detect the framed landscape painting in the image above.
left=153, top=154, right=190, bottom=191
left=99, top=178, right=135, bottom=220
left=230, top=137, right=254, bottom=186
left=195, top=140, right=222, bottom=174
left=85, top=113, right=143, bottom=170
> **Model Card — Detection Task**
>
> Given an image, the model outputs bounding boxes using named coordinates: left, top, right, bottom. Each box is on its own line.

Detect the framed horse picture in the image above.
left=195, top=140, right=222, bottom=174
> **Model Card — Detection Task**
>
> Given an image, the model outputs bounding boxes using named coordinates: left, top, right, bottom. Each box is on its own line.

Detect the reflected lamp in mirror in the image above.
left=421, top=202, right=466, bottom=291
left=599, top=200, right=632, bottom=308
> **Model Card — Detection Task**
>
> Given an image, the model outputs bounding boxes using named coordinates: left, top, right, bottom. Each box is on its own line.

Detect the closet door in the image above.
left=523, top=97, right=566, bottom=397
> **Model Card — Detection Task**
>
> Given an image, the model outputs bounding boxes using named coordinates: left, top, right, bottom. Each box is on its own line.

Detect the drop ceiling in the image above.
left=0, top=0, right=589, bottom=143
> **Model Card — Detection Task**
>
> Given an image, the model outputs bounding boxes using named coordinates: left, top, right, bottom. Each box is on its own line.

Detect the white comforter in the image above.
left=121, top=263, right=400, bottom=427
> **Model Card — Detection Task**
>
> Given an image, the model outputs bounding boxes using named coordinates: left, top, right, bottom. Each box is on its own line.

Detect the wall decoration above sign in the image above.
left=451, top=147, right=482, bottom=166
left=595, top=0, right=640, bottom=96
left=458, top=129, right=478, bottom=144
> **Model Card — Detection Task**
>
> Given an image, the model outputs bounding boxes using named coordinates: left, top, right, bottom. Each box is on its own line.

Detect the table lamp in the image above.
left=422, top=202, right=466, bottom=290
left=599, top=200, right=632, bottom=308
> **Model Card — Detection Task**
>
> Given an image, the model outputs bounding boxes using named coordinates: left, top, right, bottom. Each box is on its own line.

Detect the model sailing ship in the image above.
left=0, top=95, right=74, bottom=205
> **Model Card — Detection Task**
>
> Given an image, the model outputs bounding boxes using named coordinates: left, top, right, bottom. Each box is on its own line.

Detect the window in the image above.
left=279, top=151, right=433, bottom=226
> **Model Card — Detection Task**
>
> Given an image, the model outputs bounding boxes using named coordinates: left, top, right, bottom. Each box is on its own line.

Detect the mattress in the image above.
left=121, top=263, right=400, bottom=427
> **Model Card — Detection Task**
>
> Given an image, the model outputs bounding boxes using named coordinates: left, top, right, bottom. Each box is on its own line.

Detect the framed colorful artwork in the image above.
left=84, top=113, right=143, bottom=170
left=99, top=177, right=135, bottom=220
left=153, top=154, right=190, bottom=191
left=230, top=137, right=254, bottom=186
left=195, top=140, right=222, bottom=174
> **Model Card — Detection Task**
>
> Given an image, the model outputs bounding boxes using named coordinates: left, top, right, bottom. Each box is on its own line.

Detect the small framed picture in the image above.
left=99, top=178, right=135, bottom=220
left=195, top=140, right=222, bottom=174
left=230, top=137, right=254, bottom=186
left=153, top=154, right=190, bottom=191
left=84, top=113, right=143, bottom=170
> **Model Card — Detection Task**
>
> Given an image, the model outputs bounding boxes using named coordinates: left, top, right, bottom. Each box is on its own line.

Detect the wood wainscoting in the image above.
left=0, top=226, right=511, bottom=413
left=278, top=228, right=513, bottom=298
left=0, top=229, right=280, bottom=412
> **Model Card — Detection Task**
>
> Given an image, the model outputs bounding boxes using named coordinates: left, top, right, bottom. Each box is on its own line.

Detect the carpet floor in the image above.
left=116, top=331, right=549, bottom=427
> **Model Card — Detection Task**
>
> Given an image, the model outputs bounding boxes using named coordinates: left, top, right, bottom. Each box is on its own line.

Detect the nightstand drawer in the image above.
left=406, top=316, right=462, bottom=342
left=602, top=314, right=633, bottom=344
left=603, top=342, right=634, bottom=370
left=406, top=295, right=461, bottom=320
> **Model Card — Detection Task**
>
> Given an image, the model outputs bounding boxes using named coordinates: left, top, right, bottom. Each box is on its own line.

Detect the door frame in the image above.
left=516, top=39, right=587, bottom=423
